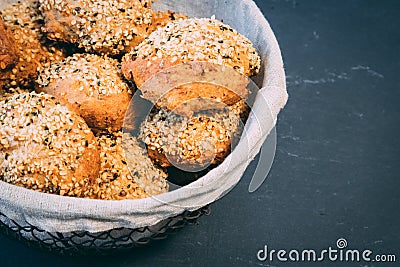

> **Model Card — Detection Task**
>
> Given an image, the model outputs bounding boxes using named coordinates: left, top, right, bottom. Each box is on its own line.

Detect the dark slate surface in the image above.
left=0, top=0, right=399, bottom=266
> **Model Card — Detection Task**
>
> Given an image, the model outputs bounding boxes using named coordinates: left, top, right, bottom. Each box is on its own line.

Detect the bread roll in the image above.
left=36, top=53, right=132, bottom=132
left=121, top=18, right=260, bottom=114
left=139, top=107, right=243, bottom=170
left=90, top=132, right=168, bottom=200
left=0, top=92, right=100, bottom=197
left=0, top=0, right=65, bottom=90
left=39, top=0, right=153, bottom=55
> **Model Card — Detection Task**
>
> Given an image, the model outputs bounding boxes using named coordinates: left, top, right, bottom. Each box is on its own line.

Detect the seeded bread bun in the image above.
left=39, top=0, right=153, bottom=55
left=36, top=53, right=133, bottom=132
left=0, top=0, right=66, bottom=90
left=121, top=18, right=261, bottom=112
left=0, top=17, right=18, bottom=73
left=137, top=64, right=251, bottom=117
left=139, top=107, right=243, bottom=170
left=90, top=132, right=168, bottom=200
left=0, top=92, right=100, bottom=197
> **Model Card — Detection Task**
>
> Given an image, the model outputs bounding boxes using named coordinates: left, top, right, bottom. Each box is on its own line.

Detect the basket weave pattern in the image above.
left=0, top=206, right=210, bottom=254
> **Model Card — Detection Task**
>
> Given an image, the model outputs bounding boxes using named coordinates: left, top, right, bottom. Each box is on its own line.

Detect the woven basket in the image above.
left=0, top=207, right=210, bottom=255
left=0, top=0, right=287, bottom=253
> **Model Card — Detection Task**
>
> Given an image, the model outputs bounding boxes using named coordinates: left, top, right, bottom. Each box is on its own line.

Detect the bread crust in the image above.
left=140, top=107, right=243, bottom=170
left=39, top=0, right=153, bottom=55
left=0, top=92, right=100, bottom=197
left=0, top=0, right=65, bottom=90
left=90, top=132, right=168, bottom=200
left=36, top=54, right=132, bottom=132
left=150, top=10, right=188, bottom=32
left=121, top=18, right=260, bottom=113
left=0, top=18, right=18, bottom=73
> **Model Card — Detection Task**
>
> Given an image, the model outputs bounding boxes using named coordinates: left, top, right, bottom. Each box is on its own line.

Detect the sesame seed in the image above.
left=124, top=18, right=261, bottom=77
left=139, top=106, right=244, bottom=168
left=38, top=0, right=154, bottom=55
left=0, top=92, right=98, bottom=197
left=0, top=1, right=66, bottom=90
left=36, top=53, right=130, bottom=97
left=89, top=132, right=168, bottom=200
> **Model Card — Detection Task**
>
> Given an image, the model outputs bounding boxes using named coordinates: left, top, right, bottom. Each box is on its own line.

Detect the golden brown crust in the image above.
left=122, top=54, right=183, bottom=89
left=121, top=18, right=260, bottom=113
left=0, top=18, right=18, bottom=73
left=0, top=0, right=66, bottom=90
left=0, top=92, right=100, bottom=197
left=36, top=54, right=132, bottom=132
left=89, top=132, right=168, bottom=200
left=122, top=56, right=250, bottom=116
left=39, top=0, right=153, bottom=55
left=140, top=107, right=243, bottom=170
left=150, top=10, right=188, bottom=32
left=231, top=99, right=251, bottom=123
left=120, top=11, right=189, bottom=86
left=122, top=18, right=260, bottom=79
left=146, top=146, right=171, bottom=168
